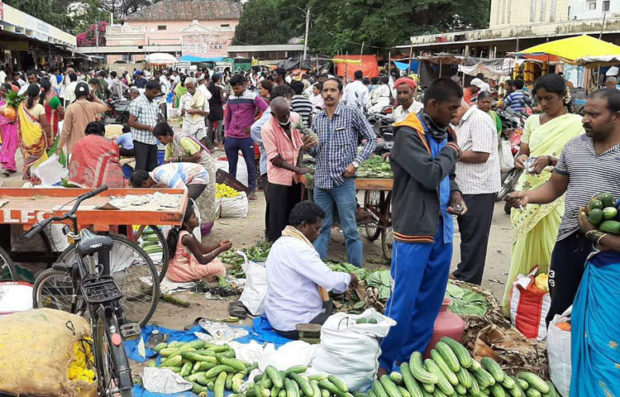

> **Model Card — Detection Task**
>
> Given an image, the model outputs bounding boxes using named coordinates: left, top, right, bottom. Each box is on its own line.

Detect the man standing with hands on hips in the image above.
left=378, top=78, right=466, bottom=375
left=310, top=78, right=377, bottom=267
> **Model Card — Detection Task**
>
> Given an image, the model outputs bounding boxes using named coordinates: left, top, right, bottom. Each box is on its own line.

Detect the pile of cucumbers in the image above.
left=140, top=228, right=164, bottom=255
left=586, top=193, right=620, bottom=235
left=370, top=337, right=557, bottom=397
left=247, top=366, right=352, bottom=397
left=151, top=340, right=253, bottom=395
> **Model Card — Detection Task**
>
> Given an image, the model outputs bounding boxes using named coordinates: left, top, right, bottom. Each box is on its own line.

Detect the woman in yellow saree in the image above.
left=18, top=84, right=51, bottom=180
left=502, top=74, right=584, bottom=315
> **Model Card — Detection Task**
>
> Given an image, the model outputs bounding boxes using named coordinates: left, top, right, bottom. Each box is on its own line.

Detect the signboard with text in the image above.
left=181, top=32, right=232, bottom=58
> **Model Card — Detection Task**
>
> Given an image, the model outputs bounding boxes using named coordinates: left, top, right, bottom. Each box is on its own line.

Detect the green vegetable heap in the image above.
left=357, top=156, right=393, bottom=179
left=220, top=241, right=273, bottom=278
left=585, top=193, right=620, bottom=235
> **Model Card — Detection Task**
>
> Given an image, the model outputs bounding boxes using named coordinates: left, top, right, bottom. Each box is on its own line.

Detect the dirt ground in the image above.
left=149, top=149, right=515, bottom=330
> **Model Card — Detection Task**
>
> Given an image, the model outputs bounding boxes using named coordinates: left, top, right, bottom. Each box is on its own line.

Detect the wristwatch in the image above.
left=352, top=160, right=360, bottom=168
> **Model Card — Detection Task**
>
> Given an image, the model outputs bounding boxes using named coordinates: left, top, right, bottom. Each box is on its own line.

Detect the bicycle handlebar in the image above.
left=23, top=185, right=109, bottom=239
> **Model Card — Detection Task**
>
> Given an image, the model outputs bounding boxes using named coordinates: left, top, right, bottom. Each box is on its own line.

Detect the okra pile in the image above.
left=371, top=337, right=557, bottom=397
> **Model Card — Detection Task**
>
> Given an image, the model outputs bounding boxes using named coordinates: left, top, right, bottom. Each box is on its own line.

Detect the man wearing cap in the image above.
left=463, top=79, right=484, bottom=105
left=393, top=77, right=423, bottom=122
left=57, top=82, right=110, bottom=155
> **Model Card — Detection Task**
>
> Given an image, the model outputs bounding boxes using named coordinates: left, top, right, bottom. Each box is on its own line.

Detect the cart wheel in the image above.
left=0, top=246, right=17, bottom=281
left=363, top=191, right=382, bottom=241
left=382, top=226, right=393, bottom=261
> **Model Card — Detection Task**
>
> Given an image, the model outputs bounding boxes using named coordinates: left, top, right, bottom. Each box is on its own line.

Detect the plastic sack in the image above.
left=547, top=306, right=572, bottom=397
left=498, top=139, right=515, bottom=172
left=238, top=251, right=267, bottom=315
left=220, top=192, right=249, bottom=218
left=32, top=154, right=68, bottom=186
left=311, top=308, right=396, bottom=391
left=509, top=266, right=550, bottom=340
left=0, top=308, right=97, bottom=397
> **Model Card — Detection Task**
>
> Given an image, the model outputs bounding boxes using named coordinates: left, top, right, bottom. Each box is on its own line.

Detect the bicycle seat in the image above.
left=77, top=231, right=114, bottom=257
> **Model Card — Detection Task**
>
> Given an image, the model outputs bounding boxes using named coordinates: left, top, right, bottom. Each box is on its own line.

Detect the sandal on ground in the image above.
left=228, top=301, right=249, bottom=319
left=184, top=317, right=206, bottom=331
left=248, top=192, right=258, bottom=200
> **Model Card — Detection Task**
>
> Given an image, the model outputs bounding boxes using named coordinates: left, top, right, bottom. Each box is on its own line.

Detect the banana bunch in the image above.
left=216, top=183, right=241, bottom=199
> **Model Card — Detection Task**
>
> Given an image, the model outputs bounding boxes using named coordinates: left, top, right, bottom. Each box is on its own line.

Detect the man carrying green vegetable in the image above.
left=508, top=88, right=620, bottom=324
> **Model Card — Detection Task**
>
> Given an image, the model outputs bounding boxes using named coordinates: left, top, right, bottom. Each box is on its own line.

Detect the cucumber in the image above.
left=398, top=386, right=410, bottom=397
left=400, top=363, right=424, bottom=397
left=380, top=375, right=401, bottom=397
left=517, top=372, right=549, bottom=394
left=187, top=340, right=206, bottom=349
left=192, top=381, right=208, bottom=393
left=226, top=373, right=234, bottom=390
left=205, top=365, right=235, bottom=378
left=544, top=381, right=558, bottom=397
left=232, top=373, right=245, bottom=392
left=372, top=380, right=389, bottom=397
left=271, top=386, right=281, bottom=397
left=218, top=350, right=236, bottom=358
left=308, top=375, right=328, bottom=382
left=219, top=357, right=247, bottom=372
left=168, top=341, right=183, bottom=348
left=205, top=344, right=231, bottom=352
left=588, top=208, right=604, bottom=225
left=285, top=365, right=307, bottom=375
left=153, top=342, right=167, bottom=352
left=435, top=341, right=460, bottom=372
left=180, top=361, right=192, bottom=377
left=469, top=374, right=481, bottom=395
left=454, top=384, right=467, bottom=395
left=267, top=365, right=284, bottom=388
left=320, top=379, right=346, bottom=397
left=469, top=358, right=482, bottom=372
left=441, top=337, right=473, bottom=369
left=246, top=387, right=257, bottom=397
left=501, top=375, right=517, bottom=390
left=196, top=373, right=210, bottom=385
left=525, top=389, right=541, bottom=397
left=481, top=357, right=505, bottom=383
left=188, top=372, right=207, bottom=382
left=472, top=367, right=496, bottom=388
left=160, top=355, right=182, bottom=367
left=214, top=371, right=227, bottom=397
left=513, top=376, right=528, bottom=390
left=328, top=375, right=349, bottom=394
left=169, top=366, right=182, bottom=373
left=182, top=351, right=218, bottom=363
left=290, top=378, right=301, bottom=397
left=600, top=220, right=620, bottom=234
left=262, top=376, right=273, bottom=389
left=409, top=352, right=438, bottom=385
left=424, top=359, right=454, bottom=395
left=311, top=381, right=322, bottom=397
left=430, top=349, right=459, bottom=386
left=490, top=384, right=507, bottom=397
left=321, top=390, right=330, bottom=397
left=290, top=372, right=314, bottom=397
left=455, top=367, right=473, bottom=389
left=159, top=347, right=179, bottom=356
left=389, top=372, right=403, bottom=385
left=420, top=382, right=434, bottom=394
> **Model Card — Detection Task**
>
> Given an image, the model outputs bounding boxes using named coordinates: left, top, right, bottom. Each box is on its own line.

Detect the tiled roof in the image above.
left=125, top=0, right=242, bottom=21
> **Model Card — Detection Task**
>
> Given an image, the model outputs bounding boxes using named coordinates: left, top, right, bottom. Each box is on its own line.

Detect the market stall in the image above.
left=356, top=178, right=393, bottom=260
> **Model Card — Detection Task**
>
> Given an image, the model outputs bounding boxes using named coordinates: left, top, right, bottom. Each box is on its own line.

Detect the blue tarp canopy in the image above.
left=179, top=55, right=225, bottom=63
left=394, top=60, right=420, bottom=73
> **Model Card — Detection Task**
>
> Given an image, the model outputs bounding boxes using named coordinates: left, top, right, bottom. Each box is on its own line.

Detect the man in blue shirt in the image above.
left=310, top=78, right=377, bottom=267
left=503, top=79, right=531, bottom=113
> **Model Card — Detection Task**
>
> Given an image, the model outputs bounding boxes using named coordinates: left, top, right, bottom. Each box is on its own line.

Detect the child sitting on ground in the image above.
left=166, top=201, right=232, bottom=282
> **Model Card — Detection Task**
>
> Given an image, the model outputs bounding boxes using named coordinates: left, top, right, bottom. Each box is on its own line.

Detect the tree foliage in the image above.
left=233, top=0, right=490, bottom=54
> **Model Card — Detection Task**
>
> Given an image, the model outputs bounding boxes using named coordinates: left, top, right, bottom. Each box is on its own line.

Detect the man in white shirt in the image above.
left=366, top=76, right=392, bottom=114
left=392, top=77, right=423, bottom=122
left=342, top=70, right=369, bottom=114
left=0, top=67, right=6, bottom=84
left=180, top=77, right=209, bottom=146
left=265, top=201, right=358, bottom=339
left=450, top=101, right=501, bottom=285
left=64, top=73, right=79, bottom=106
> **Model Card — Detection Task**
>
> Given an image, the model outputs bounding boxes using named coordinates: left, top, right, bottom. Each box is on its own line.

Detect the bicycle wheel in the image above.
left=126, top=225, right=169, bottom=281
left=382, top=226, right=394, bottom=261
left=363, top=191, right=382, bottom=241
left=92, top=306, right=133, bottom=396
left=0, top=246, right=17, bottom=281
left=55, top=235, right=160, bottom=326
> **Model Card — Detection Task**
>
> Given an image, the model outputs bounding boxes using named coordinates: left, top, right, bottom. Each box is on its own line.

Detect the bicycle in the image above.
left=25, top=186, right=135, bottom=396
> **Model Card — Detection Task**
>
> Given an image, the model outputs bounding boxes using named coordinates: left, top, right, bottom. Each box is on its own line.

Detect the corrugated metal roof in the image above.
left=125, top=0, right=242, bottom=21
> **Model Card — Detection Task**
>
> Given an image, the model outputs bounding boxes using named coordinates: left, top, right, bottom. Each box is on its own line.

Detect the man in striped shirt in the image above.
left=502, top=79, right=531, bottom=113
left=291, top=80, right=313, bottom=127
left=509, top=88, right=620, bottom=324
left=451, top=102, right=501, bottom=285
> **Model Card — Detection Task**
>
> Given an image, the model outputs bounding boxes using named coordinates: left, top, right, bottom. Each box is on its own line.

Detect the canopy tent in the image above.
left=393, top=60, right=420, bottom=73
left=335, top=55, right=379, bottom=79
left=179, top=55, right=224, bottom=63
left=458, top=58, right=513, bottom=78
left=145, top=53, right=178, bottom=65
left=515, top=35, right=620, bottom=66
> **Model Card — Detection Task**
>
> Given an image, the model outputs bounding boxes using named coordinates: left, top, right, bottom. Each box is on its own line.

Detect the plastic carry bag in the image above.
left=547, top=306, right=572, bottom=397
left=238, top=251, right=267, bottom=315
left=32, top=154, right=67, bottom=186
left=509, top=266, right=550, bottom=340
left=220, top=192, right=249, bottom=218
left=311, top=308, right=396, bottom=391
left=498, top=139, right=515, bottom=172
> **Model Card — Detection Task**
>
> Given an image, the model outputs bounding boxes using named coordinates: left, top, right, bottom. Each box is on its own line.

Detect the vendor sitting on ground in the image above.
left=130, top=162, right=208, bottom=200
left=166, top=201, right=230, bottom=283
left=265, top=200, right=359, bottom=339
left=68, top=120, right=125, bottom=188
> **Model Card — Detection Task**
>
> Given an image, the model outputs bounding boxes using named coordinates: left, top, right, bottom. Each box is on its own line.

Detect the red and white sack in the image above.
left=509, top=267, right=550, bottom=340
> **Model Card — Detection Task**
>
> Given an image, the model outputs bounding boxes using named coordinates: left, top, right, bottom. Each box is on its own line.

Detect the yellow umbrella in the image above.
left=516, top=35, right=620, bottom=65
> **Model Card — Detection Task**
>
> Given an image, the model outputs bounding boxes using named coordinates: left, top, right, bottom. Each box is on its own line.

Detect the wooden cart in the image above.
left=0, top=187, right=187, bottom=268
left=355, top=178, right=393, bottom=260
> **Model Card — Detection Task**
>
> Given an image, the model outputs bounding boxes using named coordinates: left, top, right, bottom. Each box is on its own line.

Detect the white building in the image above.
left=568, top=0, right=620, bottom=20
left=490, top=0, right=570, bottom=28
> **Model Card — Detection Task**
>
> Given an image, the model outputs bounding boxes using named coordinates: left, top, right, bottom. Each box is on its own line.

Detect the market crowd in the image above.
left=1, top=62, right=619, bottom=395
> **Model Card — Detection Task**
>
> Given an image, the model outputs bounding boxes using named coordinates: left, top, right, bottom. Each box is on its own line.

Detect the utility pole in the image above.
left=303, top=8, right=310, bottom=61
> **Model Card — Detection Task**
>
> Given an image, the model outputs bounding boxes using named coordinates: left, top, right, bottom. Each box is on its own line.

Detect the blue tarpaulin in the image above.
left=393, top=60, right=420, bottom=73
left=179, top=55, right=225, bottom=63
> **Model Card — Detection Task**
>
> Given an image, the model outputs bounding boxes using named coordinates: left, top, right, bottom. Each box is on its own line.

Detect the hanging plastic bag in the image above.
left=311, top=308, right=396, bottom=391
left=238, top=251, right=267, bottom=315
left=498, top=139, right=515, bottom=172
left=547, top=306, right=572, bottom=397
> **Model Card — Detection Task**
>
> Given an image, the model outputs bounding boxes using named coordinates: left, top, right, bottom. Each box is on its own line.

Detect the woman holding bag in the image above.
left=501, top=74, right=584, bottom=315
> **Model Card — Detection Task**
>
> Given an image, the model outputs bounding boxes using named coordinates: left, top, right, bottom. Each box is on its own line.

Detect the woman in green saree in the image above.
left=502, top=74, right=584, bottom=315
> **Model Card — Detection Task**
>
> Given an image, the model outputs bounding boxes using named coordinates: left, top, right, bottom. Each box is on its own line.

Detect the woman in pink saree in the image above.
left=0, top=83, right=19, bottom=176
